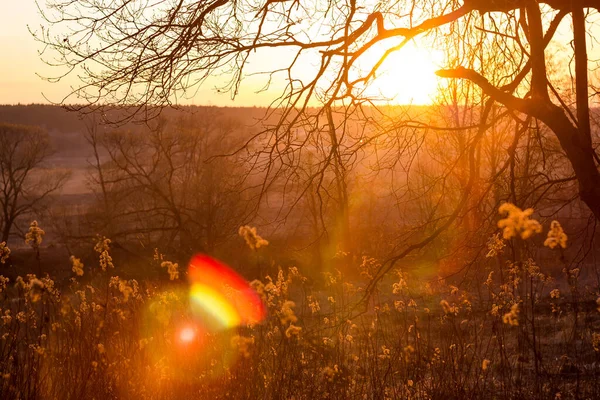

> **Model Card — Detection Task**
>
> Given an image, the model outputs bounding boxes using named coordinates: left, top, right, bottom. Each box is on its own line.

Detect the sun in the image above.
left=359, top=40, right=445, bottom=105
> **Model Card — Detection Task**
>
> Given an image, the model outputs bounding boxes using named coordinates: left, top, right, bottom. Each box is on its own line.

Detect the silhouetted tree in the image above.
left=0, top=123, right=68, bottom=242
left=37, top=0, right=600, bottom=283
left=84, top=113, right=256, bottom=256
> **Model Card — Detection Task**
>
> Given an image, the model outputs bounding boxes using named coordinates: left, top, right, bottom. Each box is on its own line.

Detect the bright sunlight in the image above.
left=358, top=41, right=445, bottom=105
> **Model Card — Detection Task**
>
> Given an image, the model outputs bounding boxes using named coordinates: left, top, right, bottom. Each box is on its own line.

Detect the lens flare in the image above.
left=178, top=326, right=196, bottom=343
left=188, top=254, right=266, bottom=331
left=138, top=254, right=265, bottom=383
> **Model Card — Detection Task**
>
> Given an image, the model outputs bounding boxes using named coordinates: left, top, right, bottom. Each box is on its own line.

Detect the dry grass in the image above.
left=0, top=208, right=599, bottom=399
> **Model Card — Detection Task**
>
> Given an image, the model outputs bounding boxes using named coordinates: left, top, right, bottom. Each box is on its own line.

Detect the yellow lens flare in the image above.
left=189, top=283, right=242, bottom=330
left=187, top=254, right=266, bottom=331
left=138, top=254, right=266, bottom=383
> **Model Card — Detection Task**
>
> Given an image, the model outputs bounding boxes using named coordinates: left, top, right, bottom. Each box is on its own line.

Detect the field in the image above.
left=0, top=206, right=599, bottom=400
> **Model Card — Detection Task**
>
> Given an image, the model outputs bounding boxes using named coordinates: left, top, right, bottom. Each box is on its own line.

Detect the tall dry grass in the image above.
left=0, top=205, right=598, bottom=399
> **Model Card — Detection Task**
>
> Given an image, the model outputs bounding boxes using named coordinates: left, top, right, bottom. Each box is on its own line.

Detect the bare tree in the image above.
left=37, top=0, right=600, bottom=219
left=0, top=123, right=69, bottom=242
left=83, top=112, right=256, bottom=256
left=35, top=0, right=600, bottom=293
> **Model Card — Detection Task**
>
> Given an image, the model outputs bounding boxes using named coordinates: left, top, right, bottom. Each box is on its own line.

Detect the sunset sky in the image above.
left=0, top=1, right=448, bottom=107
left=0, top=1, right=280, bottom=106
left=2, top=1, right=598, bottom=107
left=0, top=2, right=54, bottom=105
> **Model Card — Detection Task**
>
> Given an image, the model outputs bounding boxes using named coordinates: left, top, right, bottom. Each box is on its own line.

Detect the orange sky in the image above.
left=1, top=1, right=598, bottom=107
left=0, top=1, right=448, bottom=107
left=0, top=2, right=283, bottom=106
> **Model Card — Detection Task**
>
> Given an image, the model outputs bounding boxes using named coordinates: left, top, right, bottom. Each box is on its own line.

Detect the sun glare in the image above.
left=179, top=326, right=196, bottom=344
left=361, top=41, right=444, bottom=105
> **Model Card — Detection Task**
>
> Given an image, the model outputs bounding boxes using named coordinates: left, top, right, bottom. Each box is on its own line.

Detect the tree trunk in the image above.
left=1, top=225, right=9, bottom=244
left=541, top=104, right=600, bottom=220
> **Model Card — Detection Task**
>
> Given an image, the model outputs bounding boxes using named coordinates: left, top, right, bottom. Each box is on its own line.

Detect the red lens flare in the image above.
left=188, top=254, right=266, bottom=331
